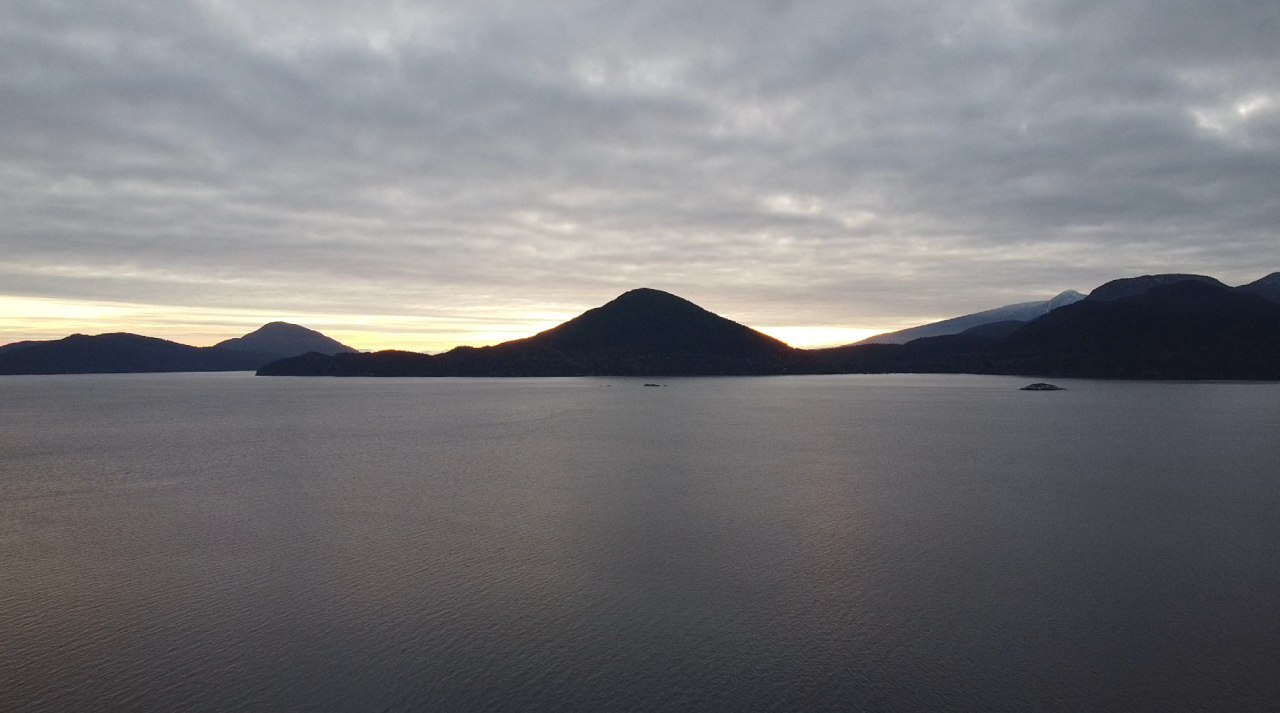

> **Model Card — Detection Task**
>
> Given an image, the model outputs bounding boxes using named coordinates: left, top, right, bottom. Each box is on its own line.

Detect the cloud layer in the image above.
left=3, top=0, right=1277, bottom=348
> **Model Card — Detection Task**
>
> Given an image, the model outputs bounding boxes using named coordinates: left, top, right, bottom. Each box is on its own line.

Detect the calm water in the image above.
left=1, top=373, right=1277, bottom=712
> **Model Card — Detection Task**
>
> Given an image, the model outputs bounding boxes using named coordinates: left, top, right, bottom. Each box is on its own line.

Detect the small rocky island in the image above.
left=1020, top=382, right=1065, bottom=391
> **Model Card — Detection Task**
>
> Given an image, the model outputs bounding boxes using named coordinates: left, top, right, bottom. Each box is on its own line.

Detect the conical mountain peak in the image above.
left=616, top=287, right=675, bottom=299
left=1046, top=290, right=1085, bottom=309
left=604, top=287, right=704, bottom=310
left=214, top=322, right=354, bottom=357
left=521, top=289, right=792, bottom=358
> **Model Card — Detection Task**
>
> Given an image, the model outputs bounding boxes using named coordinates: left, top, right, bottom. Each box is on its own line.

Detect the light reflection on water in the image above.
left=1, top=373, right=1278, bottom=712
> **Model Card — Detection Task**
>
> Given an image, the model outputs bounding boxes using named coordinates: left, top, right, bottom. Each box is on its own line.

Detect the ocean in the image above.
left=2, top=373, right=1277, bottom=712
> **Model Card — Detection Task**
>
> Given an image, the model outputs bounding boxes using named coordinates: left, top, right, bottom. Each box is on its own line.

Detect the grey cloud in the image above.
left=2, top=0, right=1277, bottom=344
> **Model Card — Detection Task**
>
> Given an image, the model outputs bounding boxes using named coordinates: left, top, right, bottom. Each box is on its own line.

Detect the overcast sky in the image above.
left=3, top=0, right=1277, bottom=349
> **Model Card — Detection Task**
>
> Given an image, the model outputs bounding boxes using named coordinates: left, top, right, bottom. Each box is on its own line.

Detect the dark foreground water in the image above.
left=1, top=373, right=1278, bottom=712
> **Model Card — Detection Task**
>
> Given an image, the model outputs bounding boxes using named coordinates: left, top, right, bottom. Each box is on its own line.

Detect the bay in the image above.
left=2, top=373, right=1278, bottom=712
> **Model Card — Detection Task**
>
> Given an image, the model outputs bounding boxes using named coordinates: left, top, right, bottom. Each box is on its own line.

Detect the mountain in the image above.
left=1238, top=272, right=1280, bottom=305
left=260, top=288, right=801, bottom=376
left=1086, top=273, right=1226, bottom=301
left=261, top=279, right=1280, bottom=380
left=0, top=322, right=352, bottom=375
left=857, top=290, right=1084, bottom=345
left=0, top=340, right=40, bottom=354
left=1087, top=271, right=1280, bottom=305
left=990, top=280, right=1280, bottom=379
left=507, top=288, right=792, bottom=358
left=10, top=277, right=1272, bottom=379
left=808, top=321, right=1024, bottom=375
left=808, top=277, right=1280, bottom=380
left=214, top=321, right=355, bottom=357
left=0, top=333, right=272, bottom=375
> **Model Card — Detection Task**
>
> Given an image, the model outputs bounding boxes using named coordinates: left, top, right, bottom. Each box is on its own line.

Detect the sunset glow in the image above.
left=0, top=296, right=581, bottom=354
left=1, top=0, right=1275, bottom=356
left=757, top=326, right=885, bottom=349
left=0, top=295, right=893, bottom=352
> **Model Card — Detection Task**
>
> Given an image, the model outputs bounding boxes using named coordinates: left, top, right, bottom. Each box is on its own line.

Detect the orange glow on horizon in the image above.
left=756, top=325, right=884, bottom=348
left=0, top=295, right=890, bottom=354
left=0, top=296, right=579, bottom=354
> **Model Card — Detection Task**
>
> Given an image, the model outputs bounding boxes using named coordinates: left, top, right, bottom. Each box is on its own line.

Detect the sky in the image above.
left=2, top=0, right=1277, bottom=351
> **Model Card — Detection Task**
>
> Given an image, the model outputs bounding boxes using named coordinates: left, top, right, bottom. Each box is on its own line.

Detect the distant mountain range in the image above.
left=259, top=273, right=1280, bottom=380
left=5, top=272, right=1279, bottom=379
left=0, top=322, right=353, bottom=375
left=993, top=280, right=1280, bottom=378
left=262, top=289, right=798, bottom=377
left=808, top=277, right=1280, bottom=379
left=857, top=289, right=1085, bottom=344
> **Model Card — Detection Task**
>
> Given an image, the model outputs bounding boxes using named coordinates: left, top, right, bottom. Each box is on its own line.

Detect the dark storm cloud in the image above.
left=2, top=0, right=1277, bottom=341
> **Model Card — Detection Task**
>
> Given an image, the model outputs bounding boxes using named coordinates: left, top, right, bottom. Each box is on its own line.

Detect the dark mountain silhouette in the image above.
left=260, top=288, right=802, bottom=377
left=1238, top=272, right=1280, bottom=305
left=7, top=275, right=1278, bottom=379
left=857, top=289, right=1084, bottom=344
left=955, top=320, right=1028, bottom=340
left=509, top=288, right=793, bottom=358
left=988, top=280, right=1280, bottom=379
left=1086, top=273, right=1226, bottom=301
left=214, top=321, right=354, bottom=356
left=811, top=279, right=1280, bottom=379
left=0, top=340, right=40, bottom=354
left=807, top=320, right=1020, bottom=375
left=262, top=279, right=1280, bottom=380
left=0, top=322, right=353, bottom=375
left=0, top=333, right=272, bottom=375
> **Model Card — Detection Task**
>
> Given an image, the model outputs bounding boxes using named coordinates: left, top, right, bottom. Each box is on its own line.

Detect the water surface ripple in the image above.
left=2, top=373, right=1277, bottom=712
